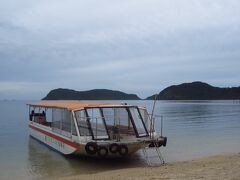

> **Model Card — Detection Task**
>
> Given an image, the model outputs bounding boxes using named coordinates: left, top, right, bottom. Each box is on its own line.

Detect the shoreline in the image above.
left=60, top=153, right=240, bottom=180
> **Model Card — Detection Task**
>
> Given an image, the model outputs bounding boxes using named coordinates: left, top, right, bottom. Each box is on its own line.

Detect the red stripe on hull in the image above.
left=29, top=124, right=80, bottom=149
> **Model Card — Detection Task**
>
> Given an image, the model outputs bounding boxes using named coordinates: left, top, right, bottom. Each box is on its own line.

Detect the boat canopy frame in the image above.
left=28, top=102, right=150, bottom=141
left=74, top=106, right=149, bottom=140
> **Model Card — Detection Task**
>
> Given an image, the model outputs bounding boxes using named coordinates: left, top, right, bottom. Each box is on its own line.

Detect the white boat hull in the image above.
left=29, top=123, right=79, bottom=155
left=29, top=122, right=143, bottom=157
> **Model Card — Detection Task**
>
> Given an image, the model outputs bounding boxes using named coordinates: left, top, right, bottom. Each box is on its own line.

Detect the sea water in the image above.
left=0, top=100, right=239, bottom=179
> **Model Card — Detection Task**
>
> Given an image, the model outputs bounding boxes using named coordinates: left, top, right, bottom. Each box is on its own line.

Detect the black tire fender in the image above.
left=109, top=143, right=119, bottom=154
left=148, top=142, right=155, bottom=148
left=118, top=144, right=128, bottom=156
left=97, top=146, right=108, bottom=157
left=85, top=142, right=98, bottom=155
left=163, top=137, right=167, bottom=147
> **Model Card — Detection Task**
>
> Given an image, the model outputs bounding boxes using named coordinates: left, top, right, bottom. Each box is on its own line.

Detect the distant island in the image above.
left=146, top=82, right=240, bottom=100
left=42, top=88, right=140, bottom=100
left=42, top=82, right=240, bottom=100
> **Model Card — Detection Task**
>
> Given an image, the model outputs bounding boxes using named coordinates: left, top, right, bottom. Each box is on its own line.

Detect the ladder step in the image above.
left=141, top=141, right=165, bottom=166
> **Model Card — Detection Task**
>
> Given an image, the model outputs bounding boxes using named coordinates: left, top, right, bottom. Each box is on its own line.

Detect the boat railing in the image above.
left=148, top=114, right=164, bottom=138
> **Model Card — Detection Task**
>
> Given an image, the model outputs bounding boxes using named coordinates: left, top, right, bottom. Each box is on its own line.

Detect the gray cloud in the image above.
left=0, top=0, right=240, bottom=99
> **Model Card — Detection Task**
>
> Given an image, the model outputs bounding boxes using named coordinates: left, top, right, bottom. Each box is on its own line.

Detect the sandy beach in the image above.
left=59, top=153, right=240, bottom=180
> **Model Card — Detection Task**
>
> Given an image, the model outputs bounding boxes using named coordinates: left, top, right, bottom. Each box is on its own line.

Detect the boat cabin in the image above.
left=28, top=101, right=151, bottom=142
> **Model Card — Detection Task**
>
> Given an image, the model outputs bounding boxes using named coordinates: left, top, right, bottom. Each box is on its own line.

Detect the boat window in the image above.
left=139, top=108, right=150, bottom=131
left=62, top=111, right=71, bottom=133
left=71, top=114, right=77, bottom=136
left=74, top=107, right=148, bottom=139
left=129, top=107, right=148, bottom=136
left=86, top=108, right=109, bottom=140
left=52, top=108, right=71, bottom=137
left=52, top=108, right=61, bottom=131
left=30, top=108, right=48, bottom=125
left=102, top=108, right=135, bottom=138
left=75, top=110, right=91, bottom=136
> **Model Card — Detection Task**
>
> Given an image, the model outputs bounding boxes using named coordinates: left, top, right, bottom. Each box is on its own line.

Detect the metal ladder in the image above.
left=142, top=140, right=165, bottom=166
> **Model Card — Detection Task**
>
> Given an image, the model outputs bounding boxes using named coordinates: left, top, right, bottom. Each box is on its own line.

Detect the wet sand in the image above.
left=59, top=153, right=240, bottom=180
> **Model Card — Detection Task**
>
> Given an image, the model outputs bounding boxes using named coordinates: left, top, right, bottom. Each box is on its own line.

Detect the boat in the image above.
left=28, top=101, right=167, bottom=158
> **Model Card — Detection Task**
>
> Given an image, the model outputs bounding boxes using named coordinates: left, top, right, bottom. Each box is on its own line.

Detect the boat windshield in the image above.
left=74, top=107, right=148, bottom=140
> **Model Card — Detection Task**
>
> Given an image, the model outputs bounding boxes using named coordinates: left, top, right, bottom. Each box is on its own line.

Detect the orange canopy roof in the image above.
left=28, top=101, right=113, bottom=110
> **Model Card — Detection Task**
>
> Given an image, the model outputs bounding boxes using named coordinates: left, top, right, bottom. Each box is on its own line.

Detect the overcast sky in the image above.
left=0, top=0, right=240, bottom=100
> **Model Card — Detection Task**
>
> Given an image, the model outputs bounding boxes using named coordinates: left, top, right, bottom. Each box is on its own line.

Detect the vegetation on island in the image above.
left=42, top=88, right=140, bottom=100
left=146, top=81, right=240, bottom=100
left=43, top=82, right=240, bottom=100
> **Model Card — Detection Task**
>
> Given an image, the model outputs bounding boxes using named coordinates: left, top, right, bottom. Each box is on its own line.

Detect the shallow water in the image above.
left=0, top=100, right=239, bottom=179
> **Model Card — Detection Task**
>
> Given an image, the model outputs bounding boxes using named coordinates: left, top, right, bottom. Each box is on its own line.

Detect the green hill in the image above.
left=42, top=88, right=140, bottom=100
left=146, top=82, right=240, bottom=100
